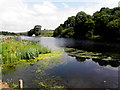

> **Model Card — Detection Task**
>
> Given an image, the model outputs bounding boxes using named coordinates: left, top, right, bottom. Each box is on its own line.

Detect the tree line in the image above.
left=0, top=31, right=17, bottom=35
left=53, top=7, right=120, bottom=41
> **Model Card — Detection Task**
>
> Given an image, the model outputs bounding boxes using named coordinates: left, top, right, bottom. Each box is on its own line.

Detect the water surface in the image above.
left=3, top=36, right=120, bottom=88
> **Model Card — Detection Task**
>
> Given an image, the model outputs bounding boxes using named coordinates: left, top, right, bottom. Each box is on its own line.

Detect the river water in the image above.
left=2, top=36, right=120, bottom=89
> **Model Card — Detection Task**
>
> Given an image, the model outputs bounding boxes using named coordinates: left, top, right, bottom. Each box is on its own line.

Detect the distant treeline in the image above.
left=53, top=7, right=120, bottom=41
left=0, top=31, right=28, bottom=36
left=0, top=30, right=54, bottom=37
left=0, top=31, right=17, bottom=35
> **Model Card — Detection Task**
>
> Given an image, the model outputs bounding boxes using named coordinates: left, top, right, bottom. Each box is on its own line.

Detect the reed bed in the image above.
left=1, top=38, right=50, bottom=64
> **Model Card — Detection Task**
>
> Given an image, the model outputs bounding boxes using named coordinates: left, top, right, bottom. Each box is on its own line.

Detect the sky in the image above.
left=0, top=0, right=119, bottom=32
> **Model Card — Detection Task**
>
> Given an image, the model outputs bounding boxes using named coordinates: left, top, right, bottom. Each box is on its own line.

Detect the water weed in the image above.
left=1, top=38, right=51, bottom=64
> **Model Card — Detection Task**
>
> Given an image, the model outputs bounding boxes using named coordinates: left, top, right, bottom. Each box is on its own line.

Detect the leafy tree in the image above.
left=74, top=11, right=91, bottom=39
left=53, top=25, right=64, bottom=37
left=28, top=29, right=34, bottom=36
left=94, top=15, right=112, bottom=38
left=106, top=18, right=120, bottom=39
left=61, top=27, right=74, bottom=38
left=93, top=7, right=120, bottom=40
left=28, top=25, right=41, bottom=36
left=53, top=16, right=75, bottom=37
left=63, top=16, right=75, bottom=28
left=84, top=19, right=95, bottom=39
left=34, top=25, right=41, bottom=36
left=53, top=7, right=120, bottom=41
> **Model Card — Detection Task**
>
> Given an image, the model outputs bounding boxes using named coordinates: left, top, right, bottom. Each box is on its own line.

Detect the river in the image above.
left=2, top=36, right=120, bottom=89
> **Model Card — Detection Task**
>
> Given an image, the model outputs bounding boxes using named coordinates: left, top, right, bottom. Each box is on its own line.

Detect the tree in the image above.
left=34, top=25, right=41, bottom=36
left=61, top=27, right=74, bottom=38
left=84, top=19, right=95, bottom=39
left=106, top=18, right=120, bottom=39
left=63, top=16, right=75, bottom=29
left=93, top=13, right=114, bottom=39
left=28, top=29, right=34, bottom=36
left=74, top=11, right=91, bottom=39
left=53, top=16, right=76, bottom=37
left=93, top=7, right=120, bottom=40
left=53, top=7, right=120, bottom=41
left=53, top=25, right=64, bottom=37
left=28, top=25, right=41, bottom=36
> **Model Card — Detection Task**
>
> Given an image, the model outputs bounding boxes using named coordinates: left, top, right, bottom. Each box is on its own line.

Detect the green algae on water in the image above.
left=64, top=48, right=119, bottom=61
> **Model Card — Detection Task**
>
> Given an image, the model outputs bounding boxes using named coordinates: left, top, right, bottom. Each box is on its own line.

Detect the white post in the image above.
left=19, top=79, right=23, bottom=89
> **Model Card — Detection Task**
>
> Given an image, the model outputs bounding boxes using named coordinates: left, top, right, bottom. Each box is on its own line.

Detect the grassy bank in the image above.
left=1, top=37, right=50, bottom=64
left=40, top=30, right=54, bottom=37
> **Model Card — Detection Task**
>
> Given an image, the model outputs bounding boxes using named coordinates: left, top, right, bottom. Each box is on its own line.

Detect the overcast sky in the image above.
left=0, top=0, right=119, bottom=32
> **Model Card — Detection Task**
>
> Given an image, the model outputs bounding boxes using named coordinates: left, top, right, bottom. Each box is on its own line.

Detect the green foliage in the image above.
left=0, top=31, right=17, bottom=35
left=64, top=48, right=120, bottom=67
left=41, top=30, right=54, bottom=37
left=53, top=16, right=76, bottom=38
left=74, top=11, right=91, bottom=39
left=7, top=81, right=19, bottom=88
left=94, top=15, right=112, bottom=38
left=53, top=7, right=120, bottom=41
left=1, top=38, right=50, bottom=64
left=53, top=25, right=64, bottom=37
left=16, top=32, right=28, bottom=36
left=63, top=16, right=75, bottom=28
left=28, top=25, right=42, bottom=36
left=28, top=29, right=34, bottom=36
left=61, top=27, right=74, bottom=38
left=107, top=18, right=120, bottom=39
left=93, top=7, right=120, bottom=40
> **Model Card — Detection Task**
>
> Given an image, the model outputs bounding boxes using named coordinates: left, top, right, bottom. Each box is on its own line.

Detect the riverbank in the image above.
left=1, top=36, right=64, bottom=89
left=1, top=36, right=51, bottom=65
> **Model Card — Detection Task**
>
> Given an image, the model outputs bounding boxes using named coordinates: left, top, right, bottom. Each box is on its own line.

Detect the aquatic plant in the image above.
left=64, top=48, right=119, bottom=61
left=1, top=38, right=51, bottom=64
left=2, top=49, right=64, bottom=89
left=32, top=50, right=65, bottom=89
left=7, top=81, right=19, bottom=88
left=65, top=48, right=120, bottom=67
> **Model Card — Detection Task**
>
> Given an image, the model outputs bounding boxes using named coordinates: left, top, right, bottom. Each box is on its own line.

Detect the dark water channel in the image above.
left=3, top=36, right=120, bottom=89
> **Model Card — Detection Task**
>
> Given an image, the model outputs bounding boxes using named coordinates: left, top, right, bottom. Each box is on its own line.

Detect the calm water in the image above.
left=3, top=36, right=120, bottom=88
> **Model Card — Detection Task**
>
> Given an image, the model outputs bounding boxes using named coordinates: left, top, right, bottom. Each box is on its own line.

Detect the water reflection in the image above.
left=16, top=36, right=119, bottom=88
left=64, top=48, right=120, bottom=67
left=75, top=56, right=120, bottom=67
left=75, top=57, right=86, bottom=62
left=93, top=59, right=120, bottom=67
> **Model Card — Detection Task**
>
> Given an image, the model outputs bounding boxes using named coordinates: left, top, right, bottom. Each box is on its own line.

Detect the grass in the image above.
left=1, top=38, right=51, bottom=64
left=2, top=49, right=64, bottom=89
left=40, top=30, right=54, bottom=37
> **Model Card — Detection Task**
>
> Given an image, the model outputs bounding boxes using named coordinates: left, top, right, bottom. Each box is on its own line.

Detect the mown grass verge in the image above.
left=1, top=38, right=51, bottom=64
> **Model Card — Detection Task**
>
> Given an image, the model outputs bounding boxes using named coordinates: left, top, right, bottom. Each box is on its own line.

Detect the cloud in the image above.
left=33, top=1, right=57, bottom=14
left=0, top=0, right=119, bottom=32
left=0, top=0, right=59, bottom=32
left=62, top=3, right=70, bottom=9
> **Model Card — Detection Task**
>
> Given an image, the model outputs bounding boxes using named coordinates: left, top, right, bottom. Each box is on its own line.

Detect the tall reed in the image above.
left=1, top=39, right=50, bottom=64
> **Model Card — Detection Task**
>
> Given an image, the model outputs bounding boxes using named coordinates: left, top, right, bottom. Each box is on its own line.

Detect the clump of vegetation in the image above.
left=2, top=49, right=64, bottom=89
left=0, top=31, right=17, bottom=36
left=40, top=30, right=54, bottom=37
left=28, top=25, right=42, bottom=36
left=1, top=38, right=50, bottom=64
left=53, top=7, right=120, bottom=41
left=7, top=81, right=19, bottom=88
left=64, top=48, right=120, bottom=67
left=64, top=48, right=120, bottom=61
